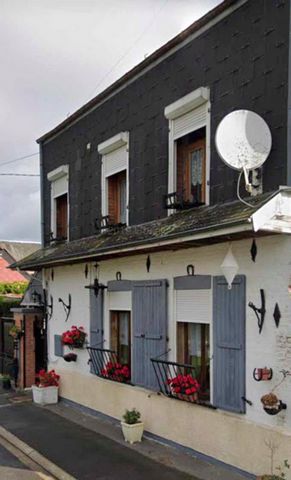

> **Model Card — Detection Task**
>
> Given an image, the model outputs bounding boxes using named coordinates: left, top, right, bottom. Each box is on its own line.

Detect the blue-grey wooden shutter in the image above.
left=213, top=275, right=246, bottom=413
left=132, top=279, right=168, bottom=390
left=90, top=289, right=104, bottom=347
left=54, top=335, right=63, bottom=357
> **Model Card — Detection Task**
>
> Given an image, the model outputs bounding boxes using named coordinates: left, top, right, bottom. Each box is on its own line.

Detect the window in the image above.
left=165, top=87, right=210, bottom=208
left=47, top=165, right=69, bottom=241
left=55, top=193, right=68, bottom=240
left=98, top=132, right=129, bottom=226
left=107, top=170, right=127, bottom=224
left=176, top=128, right=206, bottom=205
left=110, top=311, right=131, bottom=368
left=177, top=322, right=210, bottom=400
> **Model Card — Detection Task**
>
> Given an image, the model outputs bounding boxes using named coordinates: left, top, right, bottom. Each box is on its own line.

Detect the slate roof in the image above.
left=11, top=193, right=275, bottom=271
left=0, top=241, right=40, bottom=262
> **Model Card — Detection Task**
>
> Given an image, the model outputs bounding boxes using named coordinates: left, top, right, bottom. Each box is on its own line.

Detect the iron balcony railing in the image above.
left=87, top=347, right=130, bottom=384
left=151, top=358, right=201, bottom=404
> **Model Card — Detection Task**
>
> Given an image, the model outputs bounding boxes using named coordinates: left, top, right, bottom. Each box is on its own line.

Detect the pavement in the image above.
left=0, top=390, right=253, bottom=480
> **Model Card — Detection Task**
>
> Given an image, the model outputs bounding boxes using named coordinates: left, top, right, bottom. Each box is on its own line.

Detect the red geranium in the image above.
left=101, top=361, right=130, bottom=383
left=36, top=369, right=60, bottom=388
left=167, top=374, right=200, bottom=396
left=62, top=326, right=86, bottom=348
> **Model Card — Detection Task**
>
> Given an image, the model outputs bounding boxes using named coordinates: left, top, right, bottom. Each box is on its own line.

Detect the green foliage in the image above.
left=122, top=408, right=141, bottom=425
left=0, top=281, right=28, bottom=296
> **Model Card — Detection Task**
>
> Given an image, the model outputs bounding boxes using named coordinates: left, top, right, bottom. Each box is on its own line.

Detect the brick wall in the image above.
left=14, top=313, right=37, bottom=388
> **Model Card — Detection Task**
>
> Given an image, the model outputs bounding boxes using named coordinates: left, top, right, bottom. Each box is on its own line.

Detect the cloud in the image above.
left=0, top=0, right=220, bottom=241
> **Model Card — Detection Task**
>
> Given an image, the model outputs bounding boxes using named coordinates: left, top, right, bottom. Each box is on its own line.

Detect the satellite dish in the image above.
left=215, top=110, right=272, bottom=192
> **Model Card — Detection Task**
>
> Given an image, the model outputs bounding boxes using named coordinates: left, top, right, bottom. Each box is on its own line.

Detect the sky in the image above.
left=0, top=0, right=220, bottom=243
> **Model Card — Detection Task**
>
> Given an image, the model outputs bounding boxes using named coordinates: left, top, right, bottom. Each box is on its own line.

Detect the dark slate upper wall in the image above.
left=41, top=0, right=289, bottom=244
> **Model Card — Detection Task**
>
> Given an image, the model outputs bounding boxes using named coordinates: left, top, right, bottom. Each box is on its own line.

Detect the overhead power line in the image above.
left=0, top=152, right=39, bottom=168
left=0, top=173, right=40, bottom=177
left=87, top=0, right=170, bottom=101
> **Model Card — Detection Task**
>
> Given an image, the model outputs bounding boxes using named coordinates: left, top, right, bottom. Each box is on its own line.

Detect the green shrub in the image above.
left=0, top=282, right=28, bottom=296
left=122, top=408, right=141, bottom=425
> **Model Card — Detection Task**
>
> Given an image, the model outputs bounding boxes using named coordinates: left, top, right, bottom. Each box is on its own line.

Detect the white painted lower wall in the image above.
left=45, top=234, right=291, bottom=477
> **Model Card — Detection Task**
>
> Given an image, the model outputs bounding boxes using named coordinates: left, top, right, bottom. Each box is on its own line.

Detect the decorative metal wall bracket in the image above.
left=85, top=278, right=107, bottom=297
left=43, top=290, right=53, bottom=320
left=248, top=289, right=266, bottom=334
left=58, top=294, right=71, bottom=322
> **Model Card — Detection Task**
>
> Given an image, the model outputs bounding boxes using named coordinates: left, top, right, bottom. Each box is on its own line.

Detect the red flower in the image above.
left=167, top=374, right=200, bottom=396
left=36, top=369, right=60, bottom=387
left=61, top=326, right=87, bottom=347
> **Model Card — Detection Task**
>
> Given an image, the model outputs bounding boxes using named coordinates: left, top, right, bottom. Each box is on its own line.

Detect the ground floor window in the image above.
left=110, top=311, right=131, bottom=368
left=177, top=322, right=210, bottom=400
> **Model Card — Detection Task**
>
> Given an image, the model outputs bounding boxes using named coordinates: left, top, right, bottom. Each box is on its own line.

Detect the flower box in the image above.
left=101, top=361, right=130, bottom=383
left=167, top=374, right=200, bottom=402
left=62, top=326, right=87, bottom=349
left=32, top=385, right=58, bottom=405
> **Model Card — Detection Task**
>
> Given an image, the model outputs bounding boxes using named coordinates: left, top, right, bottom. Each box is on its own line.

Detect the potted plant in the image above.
left=9, top=325, right=22, bottom=340
left=261, top=393, right=287, bottom=415
left=1, top=375, right=11, bottom=390
left=63, top=352, right=77, bottom=362
left=167, top=374, right=200, bottom=402
left=121, top=408, right=144, bottom=444
left=61, top=326, right=87, bottom=349
left=32, top=369, right=60, bottom=405
left=101, top=361, right=130, bottom=383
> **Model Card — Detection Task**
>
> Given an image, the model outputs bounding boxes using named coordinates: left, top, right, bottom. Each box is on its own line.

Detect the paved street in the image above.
left=0, top=436, right=53, bottom=479
left=0, top=392, right=252, bottom=480
left=0, top=399, right=197, bottom=480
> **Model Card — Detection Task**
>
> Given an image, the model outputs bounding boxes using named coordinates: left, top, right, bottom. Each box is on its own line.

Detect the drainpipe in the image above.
left=287, top=4, right=291, bottom=186
left=39, top=142, right=45, bottom=247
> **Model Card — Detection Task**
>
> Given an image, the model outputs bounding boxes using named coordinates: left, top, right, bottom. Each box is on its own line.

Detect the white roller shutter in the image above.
left=172, top=103, right=207, bottom=140
left=176, top=289, right=211, bottom=324
left=109, top=291, right=131, bottom=311
left=103, top=145, right=127, bottom=177
left=52, top=175, right=68, bottom=198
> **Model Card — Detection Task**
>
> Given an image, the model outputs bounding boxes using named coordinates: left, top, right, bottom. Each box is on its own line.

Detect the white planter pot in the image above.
left=121, top=422, right=144, bottom=444
left=32, top=385, right=59, bottom=405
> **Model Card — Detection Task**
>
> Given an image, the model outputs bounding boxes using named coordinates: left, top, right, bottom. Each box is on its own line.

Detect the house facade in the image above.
left=13, top=0, right=291, bottom=476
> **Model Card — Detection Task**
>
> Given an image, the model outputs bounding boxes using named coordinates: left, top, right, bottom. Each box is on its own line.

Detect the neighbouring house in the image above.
left=0, top=241, right=39, bottom=376
left=11, top=0, right=291, bottom=476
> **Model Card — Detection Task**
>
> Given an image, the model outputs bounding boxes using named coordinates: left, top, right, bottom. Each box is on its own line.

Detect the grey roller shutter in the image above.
left=213, top=275, right=246, bottom=413
left=54, top=335, right=63, bottom=357
left=132, top=280, right=168, bottom=390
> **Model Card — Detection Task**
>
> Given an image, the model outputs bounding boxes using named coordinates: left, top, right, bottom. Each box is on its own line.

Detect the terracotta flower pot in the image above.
left=175, top=392, right=198, bottom=402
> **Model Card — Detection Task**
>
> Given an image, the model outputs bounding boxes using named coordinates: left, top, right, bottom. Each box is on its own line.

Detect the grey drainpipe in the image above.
left=39, top=142, right=45, bottom=247
left=287, top=3, right=291, bottom=186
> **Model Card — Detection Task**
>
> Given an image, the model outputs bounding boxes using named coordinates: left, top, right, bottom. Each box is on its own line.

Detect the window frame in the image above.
left=165, top=87, right=210, bottom=211
left=47, top=165, right=69, bottom=241
left=110, top=310, right=131, bottom=370
left=98, top=132, right=129, bottom=226
left=177, top=321, right=210, bottom=401
left=173, top=274, right=213, bottom=404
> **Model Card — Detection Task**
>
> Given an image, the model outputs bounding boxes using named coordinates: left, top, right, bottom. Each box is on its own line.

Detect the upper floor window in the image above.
left=98, top=132, right=129, bottom=226
left=165, top=87, right=210, bottom=209
left=176, top=128, right=206, bottom=205
left=56, top=193, right=68, bottom=239
left=47, top=165, right=69, bottom=241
